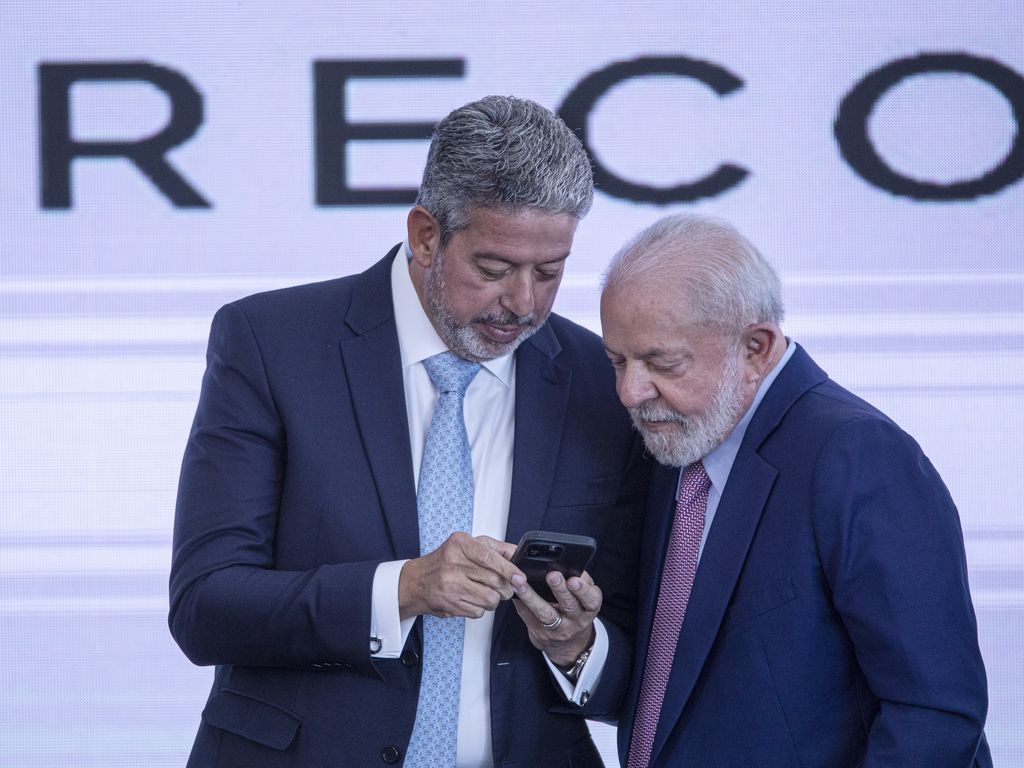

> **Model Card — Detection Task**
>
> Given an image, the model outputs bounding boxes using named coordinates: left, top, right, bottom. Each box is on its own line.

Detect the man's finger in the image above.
left=545, top=571, right=579, bottom=612
left=512, top=575, right=562, bottom=624
left=566, top=577, right=602, bottom=614
left=476, top=535, right=517, bottom=561
left=466, top=566, right=516, bottom=601
left=466, top=536, right=523, bottom=581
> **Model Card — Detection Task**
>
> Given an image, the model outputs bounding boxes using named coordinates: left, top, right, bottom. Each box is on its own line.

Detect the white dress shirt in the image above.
left=368, top=248, right=603, bottom=767
left=370, top=247, right=513, bottom=767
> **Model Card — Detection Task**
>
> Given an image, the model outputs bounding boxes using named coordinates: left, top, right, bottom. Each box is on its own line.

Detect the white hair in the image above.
left=603, top=213, right=784, bottom=334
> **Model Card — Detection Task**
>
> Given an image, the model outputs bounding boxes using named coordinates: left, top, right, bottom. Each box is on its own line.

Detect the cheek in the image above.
left=449, top=281, right=502, bottom=321
left=661, top=381, right=710, bottom=416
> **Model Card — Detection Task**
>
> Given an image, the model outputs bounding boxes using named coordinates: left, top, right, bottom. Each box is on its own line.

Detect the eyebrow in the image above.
left=473, top=251, right=570, bottom=266
left=604, top=345, right=691, bottom=362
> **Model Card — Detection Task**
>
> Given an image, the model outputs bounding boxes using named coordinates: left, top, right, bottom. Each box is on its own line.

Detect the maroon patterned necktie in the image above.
left=627, top=461, right=711, bottom=768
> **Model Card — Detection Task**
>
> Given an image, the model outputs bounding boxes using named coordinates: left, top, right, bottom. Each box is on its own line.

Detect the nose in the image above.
left=616, top=362, right=656, bottom=409
left=502, top=273, right=536, bottom=319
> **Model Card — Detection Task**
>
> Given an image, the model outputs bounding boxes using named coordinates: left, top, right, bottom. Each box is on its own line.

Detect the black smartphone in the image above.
left=510, top=530, right=597, bottom=602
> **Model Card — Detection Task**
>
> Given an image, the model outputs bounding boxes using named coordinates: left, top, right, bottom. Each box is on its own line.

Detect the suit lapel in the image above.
left=338, top=247, right=420, bottom=560
left=504, top=324, right=570, bottom=545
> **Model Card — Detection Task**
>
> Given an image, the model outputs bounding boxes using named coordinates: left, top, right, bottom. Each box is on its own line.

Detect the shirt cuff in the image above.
left=370, top=559, right=416, bottom=658
left=544, top=617, right=608, bottom=705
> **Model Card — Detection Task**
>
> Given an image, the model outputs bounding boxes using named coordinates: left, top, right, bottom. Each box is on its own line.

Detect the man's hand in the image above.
left=511, top=569, right=602, bottom=667
left=399, top=533, right=522, bottom=621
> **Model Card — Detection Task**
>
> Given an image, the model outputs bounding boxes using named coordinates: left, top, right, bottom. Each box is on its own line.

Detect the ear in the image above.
left=740, top=323, right=781, bottom=380
left=407, top=206, right=440, bottom=268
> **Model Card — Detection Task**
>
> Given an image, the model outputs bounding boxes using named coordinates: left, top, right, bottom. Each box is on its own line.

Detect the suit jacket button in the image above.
left=400, top=650, right=419, bottom=667
left=381, top=745, right=401, bottom=763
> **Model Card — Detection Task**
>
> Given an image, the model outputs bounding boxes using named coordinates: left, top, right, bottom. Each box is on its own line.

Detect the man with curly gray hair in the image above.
left=417, top=95, right=594, bottom=245
left=170, top=95, right=648, bottom=768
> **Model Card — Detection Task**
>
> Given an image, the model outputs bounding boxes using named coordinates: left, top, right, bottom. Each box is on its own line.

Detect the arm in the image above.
left=168, top=303, right=382, bottom=672
left=814, top=417, right=988, bottom=767
left=169, top=304, right=524, bottom=670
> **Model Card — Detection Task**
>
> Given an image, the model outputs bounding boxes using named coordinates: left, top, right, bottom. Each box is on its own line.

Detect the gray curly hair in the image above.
left=416, top=95, right=594, bottom=244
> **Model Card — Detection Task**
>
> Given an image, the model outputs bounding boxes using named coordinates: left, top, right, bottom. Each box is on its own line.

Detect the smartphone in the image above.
left=510, top=530, right=597, bottom=602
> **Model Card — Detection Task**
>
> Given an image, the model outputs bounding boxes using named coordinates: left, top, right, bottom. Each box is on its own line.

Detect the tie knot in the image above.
left=423, top=351, right=481, bottom=396
left=679, top=460, right=711, bottom=498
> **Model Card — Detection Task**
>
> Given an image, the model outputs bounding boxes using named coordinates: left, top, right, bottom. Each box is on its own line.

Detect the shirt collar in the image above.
left=702, top=338, right=798, bottom=494
left=391, top=242, right=515, bottom=386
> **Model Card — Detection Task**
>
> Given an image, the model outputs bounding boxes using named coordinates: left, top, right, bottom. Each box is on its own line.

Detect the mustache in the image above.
left=473, top=311, right=538, bottom=327
left=629, top=402, right=685, bottom=425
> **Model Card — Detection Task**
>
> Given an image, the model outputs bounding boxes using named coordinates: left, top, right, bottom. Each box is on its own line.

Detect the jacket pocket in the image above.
left=201, top=689, right=301, bottom=751
left=548, top=474, right=621, bottom=508
left=721, top=576, right=797, bottom=630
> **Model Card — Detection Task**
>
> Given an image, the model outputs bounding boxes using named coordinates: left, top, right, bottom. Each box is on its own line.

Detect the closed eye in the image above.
left=605, top=355, right=626, bottom=369
left=478, top=266, right=509, bottom=280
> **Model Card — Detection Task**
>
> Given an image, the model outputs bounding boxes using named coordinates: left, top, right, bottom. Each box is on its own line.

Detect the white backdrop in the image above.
left=1, top=2, right=1022, bottom=765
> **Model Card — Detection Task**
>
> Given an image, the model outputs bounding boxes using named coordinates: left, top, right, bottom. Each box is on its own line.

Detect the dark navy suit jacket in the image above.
left=169, top=248, right=648, bottom=767
left=618, top=344, right=991, bottom=768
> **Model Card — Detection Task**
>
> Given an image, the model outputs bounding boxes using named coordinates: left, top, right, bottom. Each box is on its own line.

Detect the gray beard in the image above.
left=424, top=255, right=544, bottom=362
left=629, top=352, right=748, bottom=468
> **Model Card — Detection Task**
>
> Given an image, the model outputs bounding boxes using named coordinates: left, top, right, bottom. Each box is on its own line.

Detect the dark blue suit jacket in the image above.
left=169, top=248, right=648, bottom=767
left=618, top=345, right=991, bottom=768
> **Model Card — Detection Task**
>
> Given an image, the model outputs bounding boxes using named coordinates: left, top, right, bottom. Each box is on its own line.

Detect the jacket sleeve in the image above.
left=813, top=416, right=989, bottom=767
left=168, top=302, right=382, bottom=675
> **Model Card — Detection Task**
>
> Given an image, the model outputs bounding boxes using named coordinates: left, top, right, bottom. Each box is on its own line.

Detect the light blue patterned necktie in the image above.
left=405, top=351, right=481, bottom=767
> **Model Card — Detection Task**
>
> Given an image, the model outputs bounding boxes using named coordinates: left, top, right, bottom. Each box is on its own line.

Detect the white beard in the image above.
left=629, top=352, right=748, bottom=467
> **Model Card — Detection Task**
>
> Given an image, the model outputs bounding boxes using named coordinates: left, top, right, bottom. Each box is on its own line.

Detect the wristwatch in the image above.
left=557, top=647, right=592, bottom=683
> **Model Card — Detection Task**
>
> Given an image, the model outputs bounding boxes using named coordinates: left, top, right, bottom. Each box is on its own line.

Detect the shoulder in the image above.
left=765, top=345, right=897, bottom=438
left=216, top=252, right=394, bottom=340
left=230, top=275, right=357, bottom=320
left=761, top=365, right=927, bottom=470
left=802, top=379, right=892, bottom=428
left=774, top=376, right=897, bottom=442
left=775, top=377, right=938, bottom=493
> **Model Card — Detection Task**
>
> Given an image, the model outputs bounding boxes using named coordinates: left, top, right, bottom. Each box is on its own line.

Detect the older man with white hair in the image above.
left=601, top=213, right=991, bottom=768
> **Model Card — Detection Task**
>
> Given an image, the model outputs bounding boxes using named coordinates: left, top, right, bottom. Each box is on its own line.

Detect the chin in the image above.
left=450, top=323, right=540, bottom=361
left=638, top=424, right=724, bottom=469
